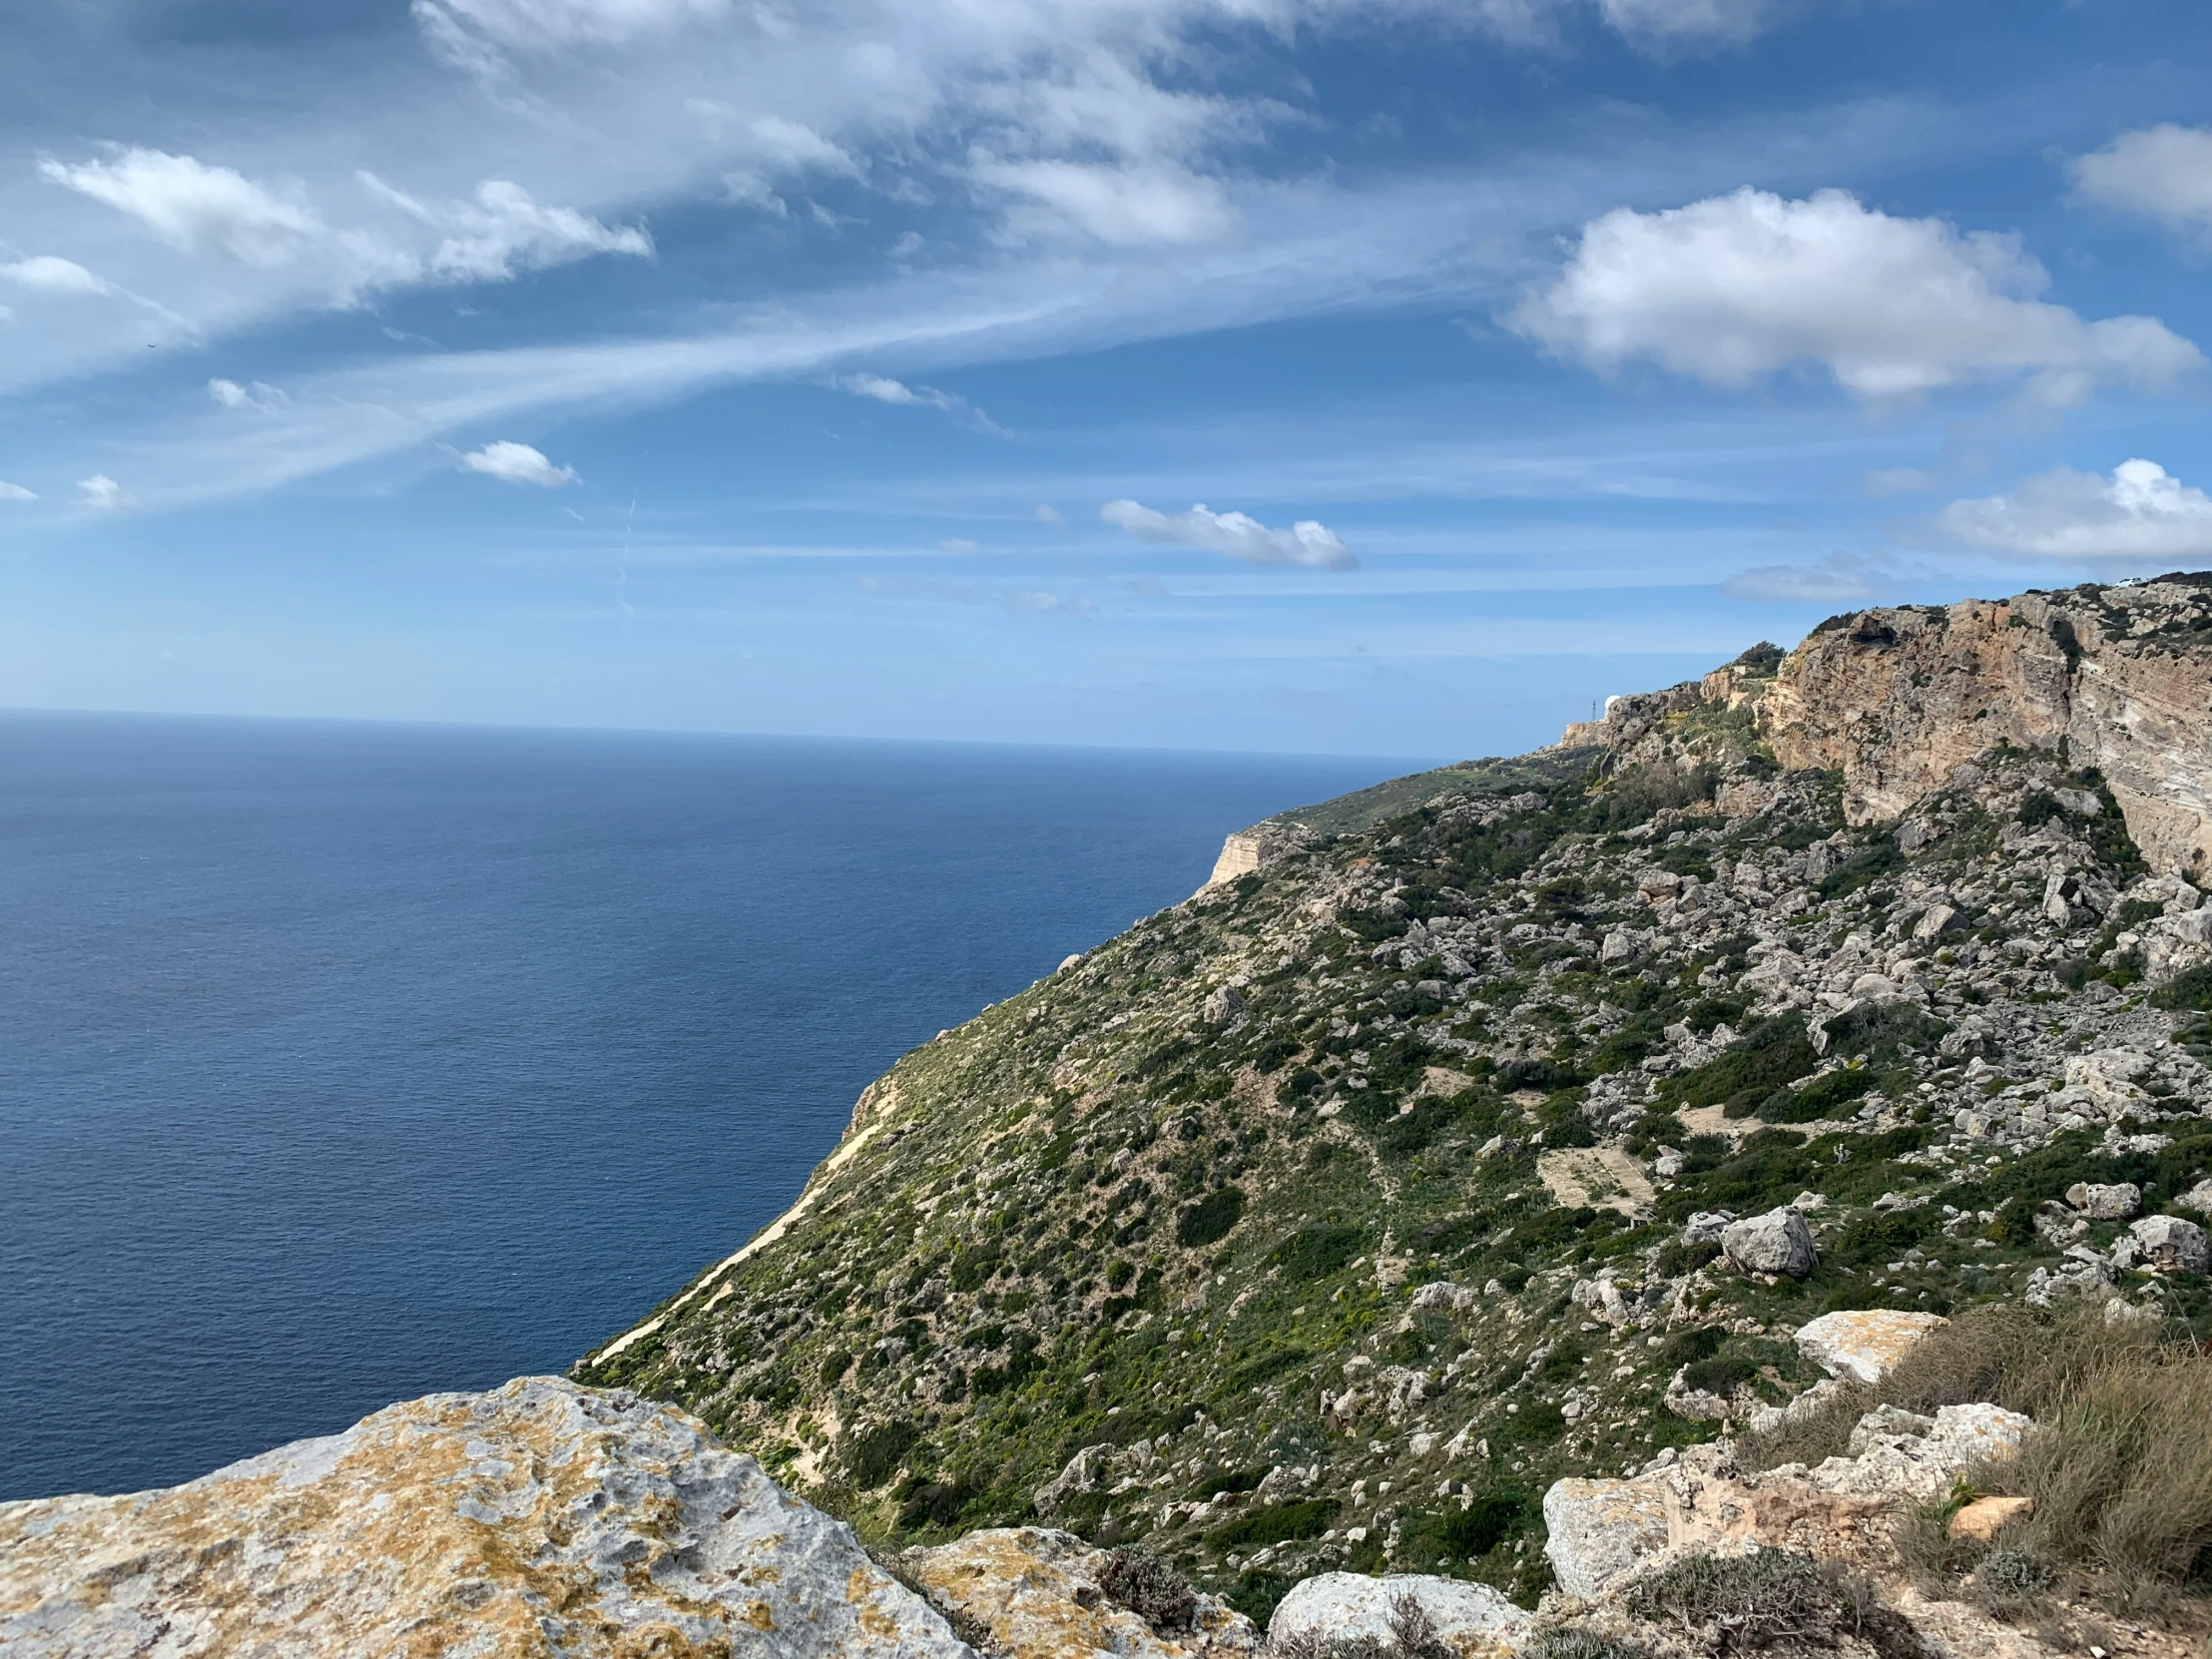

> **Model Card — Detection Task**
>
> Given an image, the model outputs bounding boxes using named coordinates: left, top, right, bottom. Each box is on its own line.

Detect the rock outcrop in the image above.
left=1757, top=578, right=2212, bottom=880
left=903, top=1528, right=1257, bottom=1659
left=0, top=1378, right=970, bottom=1659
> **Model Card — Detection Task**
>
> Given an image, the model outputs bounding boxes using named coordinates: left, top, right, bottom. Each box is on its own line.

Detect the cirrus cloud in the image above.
left=1932, top=459, right=2212, bottom=562
left=0, top=481, right=38, bottom=501
left=1510, top=187, right=2202, bottom=403
left=1101, top=499, right=1357, bottom=569
left=460, top=439, right=580, bottom=486
left=1, top=256, right=114, bottom=295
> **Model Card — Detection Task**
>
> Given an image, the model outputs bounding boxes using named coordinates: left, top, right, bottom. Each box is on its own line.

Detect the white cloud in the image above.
left=937, top=537, right=981, bottom=552
left=1003, top=590, right=1097, bottom=617
left=1, top=256, right=113, bottom=295
left=460, top=439, right=580, bottom=486
left=971, top=160, right=1236, bottom=247
left=1721, top=550, right=1901, bottom=603
left=0, top=481, right=37, bottom=501
left=78, top=474, right=132, bottom=511
left=429, top=180, right=652, bottom=281
left=1034, top=503, right=1065, bottom=524
left=2070, top=124, right=2212, bottom=243
left=1511, top=187, right=2203, bottom=402
left=208, top=377, right=289, bottom=412
left=1862, top=467, right=1936, bottom=497
left=1594, top=0, right=1780, bottom=49
left=834, top=372, right=1004, bottom=433
left=1101, top=499, right=1357, bottom=569
left=750, top=117, right=862, bottom=180
left=413, top=0, right=727, bottom=53
left=1933, top=459, right=2212, bottom=562
left=42, top=149, right=321, bottom=267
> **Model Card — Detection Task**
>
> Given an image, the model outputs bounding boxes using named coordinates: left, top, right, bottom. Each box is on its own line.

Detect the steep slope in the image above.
left=576, top=575, right=2212, bottom=1624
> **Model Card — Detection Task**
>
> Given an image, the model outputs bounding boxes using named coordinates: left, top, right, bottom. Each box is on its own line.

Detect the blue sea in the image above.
left=0, top=713, right=1413, bottom=1501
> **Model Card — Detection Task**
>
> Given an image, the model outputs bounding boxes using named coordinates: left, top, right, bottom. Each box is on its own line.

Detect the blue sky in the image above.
left=5, top=0, right=2212, bottom=758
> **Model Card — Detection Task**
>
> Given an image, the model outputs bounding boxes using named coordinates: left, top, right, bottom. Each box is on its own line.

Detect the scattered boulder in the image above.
left=2126, top=1214, right=2210, bottom=1275
left=2064, top=1181, right=2140, bottom=1220
left=0, top=1378, right=971, bottom=1659
left=1267, top=1572, right=1530, bottom=1659
left=1793, top=1310, right=1947, bottom=1386
left=1201, top=984, right=1248, bottom=1024
left=1721, top=1207, right=1818, bottom=1279
left=1036, top=1445, right=1115, bottom=1516
left=1682, top=1210, right=1736, bottom=1245
left=2178, top=1179, right=2212, bottom=1217
left=1542, top=1476, right=1670, bottom=1599
left=1947, top=1494, right=2033, bottom=1543
left=906, top=1528, right=1256, bottom=1659
left=1410, top=1281, right=1477, bottom=1314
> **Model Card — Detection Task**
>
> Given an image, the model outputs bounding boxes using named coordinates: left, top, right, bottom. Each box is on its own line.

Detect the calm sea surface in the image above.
left=0, top=713, right=1411, bottom=1500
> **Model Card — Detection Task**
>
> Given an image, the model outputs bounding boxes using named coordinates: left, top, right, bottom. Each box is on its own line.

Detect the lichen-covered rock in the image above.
left=2127, top=1214, right=2210, bottom=1275
left=2065, top=1181, right=2141, bottom=1220
left=1267, top=1572, right=1530, bottom=1659
left=1541, top=1476, right=1670, bottom=1600
left=1793, top=1310, right=1948, bottom=1385
left=904, top=1528, right=1256, bottom=1659
left=0, top=1377, right=970, bottom=1659
left=1805, top=1403, right=2033, bottom=1501
left=1721, top=1207, right=1818, bottom=1279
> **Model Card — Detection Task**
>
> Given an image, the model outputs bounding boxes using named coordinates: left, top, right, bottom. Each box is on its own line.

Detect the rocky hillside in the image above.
left=574, top=573, right=2212, bottom=1626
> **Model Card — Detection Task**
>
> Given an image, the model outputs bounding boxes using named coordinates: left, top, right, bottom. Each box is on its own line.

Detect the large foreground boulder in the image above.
left=0, top=1377, right=971, bottom=1659
left=1268, top=1572, right=1530, bottom=1659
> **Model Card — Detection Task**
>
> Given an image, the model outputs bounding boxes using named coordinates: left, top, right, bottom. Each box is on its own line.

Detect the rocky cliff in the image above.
left=17, top=572, right=2212, bottom=1658
left=1757, top=576, right=2212, bottom=881
left=567, top=574, right=2212, bottom=1636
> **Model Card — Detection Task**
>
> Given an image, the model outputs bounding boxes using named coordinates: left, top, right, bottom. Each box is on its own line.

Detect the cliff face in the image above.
left=569, top=575, right=2212, bottom=1628
left=1757, top=576, right=2212, bottom=881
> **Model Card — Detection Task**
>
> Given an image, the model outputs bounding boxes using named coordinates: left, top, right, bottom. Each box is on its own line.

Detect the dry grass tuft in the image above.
left=1743, top=1304, right=2212, bottom=1604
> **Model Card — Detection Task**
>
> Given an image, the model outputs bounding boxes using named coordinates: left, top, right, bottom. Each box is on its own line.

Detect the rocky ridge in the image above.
left=572, top=573, right=2212, bottom=1628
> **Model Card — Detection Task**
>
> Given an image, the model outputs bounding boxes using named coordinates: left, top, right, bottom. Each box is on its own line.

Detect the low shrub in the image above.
left=1098, top=1547, right=1197, bottom=1630
left=1176, top=1184, right=1248, bottom=1248
left=1621, top=1549, right=1914, bottom=1655
left=1206, top=1496, right=1338, bottom=1549
left=844, top=1419, right=919, bottom=1488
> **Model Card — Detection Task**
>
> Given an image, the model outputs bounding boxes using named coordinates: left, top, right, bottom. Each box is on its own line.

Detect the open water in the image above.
left=0, top=713, right=1411, bottom=1500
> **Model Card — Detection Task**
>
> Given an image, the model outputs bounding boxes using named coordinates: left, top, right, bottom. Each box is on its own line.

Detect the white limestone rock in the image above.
left=1793, top=1310, right=1948, bottom=1386
left=1721, top=1206, right=1819, bottom=1279
left=906, top=1527, right=1258, bottom=1659
left=2128, top=1214, right=2209, bottom=1275
left=1269, top=1572, right=1531, bottom=1659
left=0, top=1376, right=972, bottom=1659
left=2065, top=1181, right=2140, bottom=1220
left=1541, top=1476, right=1670, bottom=1600
left=1807, top=1402, right=2033, bottom=1502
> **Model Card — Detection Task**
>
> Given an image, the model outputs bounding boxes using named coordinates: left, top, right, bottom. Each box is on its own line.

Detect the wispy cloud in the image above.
left=834, top=372, right=1006, bottom=434
left=1101, top=499, right=1357, bottom=570
left=460, top=439, right=580, bottom=486
left=1721, top=550, right=1905, bottom=603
